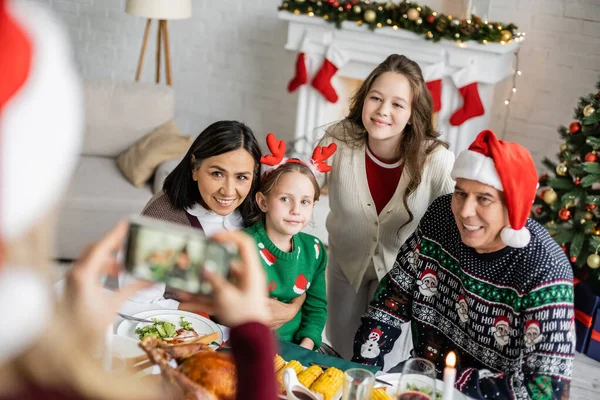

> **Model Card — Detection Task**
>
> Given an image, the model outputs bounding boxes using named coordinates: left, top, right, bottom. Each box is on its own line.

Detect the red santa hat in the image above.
left=451, top=130, right=538, bottom=248
left=494, top=315, right=510, bottom=328
left=0, top=0, right=82, bottom=362
left=293, top=274, right=310, bottom=295
left=419, top=268, right=437, bottom=281
left=525, top=319, right=540, bottom=333
left=457, top=294, right=467, bottom=304
left=369, top=327, right=383, bottom=338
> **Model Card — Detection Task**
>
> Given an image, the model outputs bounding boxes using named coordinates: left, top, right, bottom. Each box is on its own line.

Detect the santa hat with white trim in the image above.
left=0, top=0, right=82, bottom=362
left=451, top=130, right=538, bottom=248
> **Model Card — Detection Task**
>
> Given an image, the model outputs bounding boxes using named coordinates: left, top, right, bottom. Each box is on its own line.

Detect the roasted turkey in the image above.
left=139, top=336, right=237, bottom=400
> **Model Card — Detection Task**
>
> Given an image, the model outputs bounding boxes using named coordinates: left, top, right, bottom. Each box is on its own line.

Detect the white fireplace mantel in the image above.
left=279, top=11, right=523, bottom=157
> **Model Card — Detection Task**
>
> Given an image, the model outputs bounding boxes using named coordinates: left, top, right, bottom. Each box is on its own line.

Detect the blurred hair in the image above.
left=163, top=120, right=262, bottom=228
left=325, top=54, right=448, bottom=229
left=246, top=163, right=320, bottom=226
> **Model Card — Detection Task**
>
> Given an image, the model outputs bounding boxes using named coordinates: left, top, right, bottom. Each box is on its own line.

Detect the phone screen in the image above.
left=124, top=218, right=232, bottom=295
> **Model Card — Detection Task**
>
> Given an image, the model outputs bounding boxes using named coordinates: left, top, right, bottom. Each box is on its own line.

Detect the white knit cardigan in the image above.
left=319, top=126, right=456, bottom=291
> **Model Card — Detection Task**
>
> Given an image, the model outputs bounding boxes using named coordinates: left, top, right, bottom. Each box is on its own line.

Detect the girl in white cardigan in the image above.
left=319, top=54, right=455, bottom=366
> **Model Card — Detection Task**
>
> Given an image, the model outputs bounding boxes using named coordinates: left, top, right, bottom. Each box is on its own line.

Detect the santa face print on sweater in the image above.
left=360, top=327, right=386, bottom=359
left=490, top=316, right=511, bottom=347
left=524, top=319, right=544, bottom=348
left=456, top=294, right=469, bottom=324
left=416, top=268, right=439, bottom=297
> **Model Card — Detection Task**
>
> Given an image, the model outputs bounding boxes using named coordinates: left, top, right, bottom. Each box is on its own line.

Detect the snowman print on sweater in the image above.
left=360, top=327, right=386, bottom=359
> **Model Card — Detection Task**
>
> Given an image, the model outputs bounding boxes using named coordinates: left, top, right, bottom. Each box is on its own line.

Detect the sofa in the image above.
left=55, top=80, right=176, bottom=259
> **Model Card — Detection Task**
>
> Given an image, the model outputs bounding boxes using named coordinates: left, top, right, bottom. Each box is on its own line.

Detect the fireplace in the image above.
left=279, top=11, right=524, bottom=158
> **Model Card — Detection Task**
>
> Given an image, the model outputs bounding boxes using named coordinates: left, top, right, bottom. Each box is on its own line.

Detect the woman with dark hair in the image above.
left=318, top=54, right=455, bottom=363
left=142, top=120, right=262, bottom=230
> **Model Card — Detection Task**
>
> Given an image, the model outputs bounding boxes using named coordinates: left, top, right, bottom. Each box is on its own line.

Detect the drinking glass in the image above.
left=396, top=358, right=436, bottom=400
left=342, top=368, right=375, bottom=400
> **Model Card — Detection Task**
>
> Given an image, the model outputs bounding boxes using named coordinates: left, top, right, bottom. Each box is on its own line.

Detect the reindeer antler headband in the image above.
left=260, top=133, right=337, bottom=178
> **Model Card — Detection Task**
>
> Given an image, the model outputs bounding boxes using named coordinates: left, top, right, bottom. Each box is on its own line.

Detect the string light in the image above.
left=501, top=48, right=521, bottom=138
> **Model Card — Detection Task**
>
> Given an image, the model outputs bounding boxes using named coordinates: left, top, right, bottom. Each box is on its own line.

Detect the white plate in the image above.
left=116, top=309, right=223, bottom=349
left=109, top=334, right=154, bottom=375
left=375, top=373, right=467, bottom=400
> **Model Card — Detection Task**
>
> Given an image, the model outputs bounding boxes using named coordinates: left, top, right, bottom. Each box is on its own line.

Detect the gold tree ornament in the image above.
left=364, top=9, right=377, bottom=22
left=556, top=163, right=568, bottom=176
left=542, top=189, right=558, bottom=204
left=584, top=104, right=596, bottom=117
left=560, top=143, right=568, bottom=152
left=588, top=251, right=600, bottom=269
left=500, top=30, right=513, bottom=41
left=585, top=212, right=595, bottom=220
left=407, top=8, right=420, bottom=21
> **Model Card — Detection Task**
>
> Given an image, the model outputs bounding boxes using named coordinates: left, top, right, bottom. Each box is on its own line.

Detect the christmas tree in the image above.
left=533, top=77, right=600, bottom=295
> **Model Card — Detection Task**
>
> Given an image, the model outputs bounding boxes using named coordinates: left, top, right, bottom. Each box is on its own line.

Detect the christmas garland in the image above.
left=279, top=0, right=520, bottom=44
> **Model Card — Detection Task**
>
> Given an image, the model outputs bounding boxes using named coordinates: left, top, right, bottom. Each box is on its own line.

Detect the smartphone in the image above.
left=122, top=215, right=236, bottom=295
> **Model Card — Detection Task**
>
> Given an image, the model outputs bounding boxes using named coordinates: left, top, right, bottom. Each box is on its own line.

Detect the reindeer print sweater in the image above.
left=352, top=195, right=575, bottom=400
left=245, top=221, right=327, bottom=348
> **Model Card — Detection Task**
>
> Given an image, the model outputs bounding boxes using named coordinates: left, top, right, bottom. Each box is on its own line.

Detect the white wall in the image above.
left=36, top=0, right=600, bottom=171
left=484, top=0, right=600, bottom=171
left=37, top=0, right=298, bottom=143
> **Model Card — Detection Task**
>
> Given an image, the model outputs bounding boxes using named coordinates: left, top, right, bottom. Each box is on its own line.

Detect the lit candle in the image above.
left=465, top=0, right=472, bottom=20
left=442, top=351, right=457, bottom=400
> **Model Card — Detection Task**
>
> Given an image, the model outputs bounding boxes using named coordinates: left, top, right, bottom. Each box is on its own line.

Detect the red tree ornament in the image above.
left=574, top=178, right=581, bottom=185
left=585, top=152, right=598, bottom=162
left=588, top=204, right=597, bottom=211
left=426, top=14, right=435, bottom=23
left=558, top=208, right=572, bottom=221
left=570, top=256, right=577, bottom=263
left=569, top=121, right=581, bottom=134
left=561, top=245, right=568, bottom=253
left=539, top=173, right=549, bottom=184
left=535, top=207, right=543, bottom=215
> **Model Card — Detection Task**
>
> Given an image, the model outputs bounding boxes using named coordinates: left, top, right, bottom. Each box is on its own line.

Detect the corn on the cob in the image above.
left=276, top=360, right=304, bottom=391
left=310, top=367, right=344, bottom=400
left=297, top=365, right=323, bottom=388
left=371, top=387, right=394, bottom=400
left=274, top=354, right=286, bottom=373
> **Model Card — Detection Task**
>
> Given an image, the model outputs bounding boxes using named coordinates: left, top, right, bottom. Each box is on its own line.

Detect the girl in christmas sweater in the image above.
left=318, top=54, right=456, bottom=362
left=244, top=133, right=336, bottom=350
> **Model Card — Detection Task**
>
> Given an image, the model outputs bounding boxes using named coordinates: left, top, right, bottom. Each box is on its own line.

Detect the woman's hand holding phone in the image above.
left=175, top=231, right=271, bottom=328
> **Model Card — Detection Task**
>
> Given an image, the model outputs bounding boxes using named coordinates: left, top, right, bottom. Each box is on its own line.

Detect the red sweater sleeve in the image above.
left=230, top=322, right=278, bottom=400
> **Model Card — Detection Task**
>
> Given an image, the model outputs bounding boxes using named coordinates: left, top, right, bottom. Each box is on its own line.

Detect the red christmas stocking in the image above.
left=449, top=64, right=484, bottom=126
left=311, top=44, right=349, bottom=103
left=422, top=61, right=444, bottom=113
left=288, top=53, right=308, bottom=93
left=287, top=37, right=311, bottom=93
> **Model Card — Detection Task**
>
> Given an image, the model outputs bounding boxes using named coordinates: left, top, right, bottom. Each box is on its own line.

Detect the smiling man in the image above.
left=352, top=130, right=574, bottom=400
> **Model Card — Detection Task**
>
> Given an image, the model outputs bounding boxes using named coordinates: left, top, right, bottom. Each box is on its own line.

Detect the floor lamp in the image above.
left=126, top=0, right=192, bottom=86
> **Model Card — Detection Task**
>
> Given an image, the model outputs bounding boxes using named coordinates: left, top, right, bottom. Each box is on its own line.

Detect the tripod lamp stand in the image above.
left=126, top=0, right=192, bottom=86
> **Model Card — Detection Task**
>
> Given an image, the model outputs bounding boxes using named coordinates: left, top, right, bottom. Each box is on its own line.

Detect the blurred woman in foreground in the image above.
left=0, top=1, right=277, bottom=399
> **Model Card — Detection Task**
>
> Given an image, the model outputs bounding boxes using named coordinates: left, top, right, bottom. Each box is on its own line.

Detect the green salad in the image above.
left=406, top=383, right=442, bottom=400
left=135, top=317, right=194, bottom=340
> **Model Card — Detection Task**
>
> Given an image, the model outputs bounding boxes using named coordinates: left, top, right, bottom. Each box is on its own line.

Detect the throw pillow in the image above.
left=117, top=120, right=193, bottom=187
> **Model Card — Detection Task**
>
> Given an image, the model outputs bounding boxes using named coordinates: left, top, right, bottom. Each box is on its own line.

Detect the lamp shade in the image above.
left=125, top=0, right=192, bottom=20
